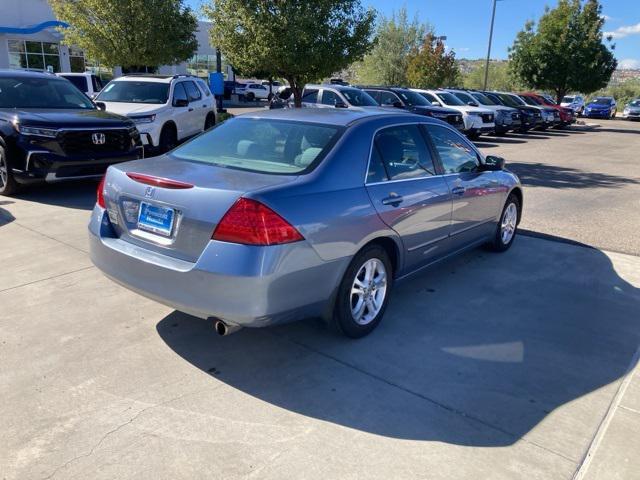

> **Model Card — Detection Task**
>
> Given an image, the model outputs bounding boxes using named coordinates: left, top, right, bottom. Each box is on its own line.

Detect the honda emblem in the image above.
left=92, top=133, right=106, bottom=145
left=144, top=186, right=155, bottom=198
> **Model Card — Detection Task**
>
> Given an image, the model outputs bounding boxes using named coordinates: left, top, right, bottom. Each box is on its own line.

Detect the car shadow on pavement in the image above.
left=590, top=126, right=640, bottom=135
left=12, top=180, right=98, bottom=210
left=507, top=162, right=639, bottom=189
left=156, top=234, right=640, bottom=448
left=0, top=202, right=15, bottom=226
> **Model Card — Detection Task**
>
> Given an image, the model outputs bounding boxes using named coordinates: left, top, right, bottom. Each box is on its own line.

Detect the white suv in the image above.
left=412, top=88, right=495, bottom=139
left=244, top=83, right=273, bottom=101
left=95, top=74, right=216, bottom=152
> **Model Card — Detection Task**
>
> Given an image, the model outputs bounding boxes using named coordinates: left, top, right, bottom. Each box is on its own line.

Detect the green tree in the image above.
left=355, top=8, right=426, bottom=86
left=509, top=0, right=617, bottom=103
left=205, top=0, right=375, bottom=107
left=463, top=61, right=522, bottom=91
left=50, top=0, right=198, bottom=71
left=406, top=33, right=460, bottom=89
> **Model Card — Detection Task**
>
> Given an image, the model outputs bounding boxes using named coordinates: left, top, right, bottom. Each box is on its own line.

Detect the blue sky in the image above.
left=187, top=0, right=640, bottom=69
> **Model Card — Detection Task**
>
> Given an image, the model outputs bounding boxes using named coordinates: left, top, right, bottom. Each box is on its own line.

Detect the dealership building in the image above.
left=0, top=0, right=219, bottom=77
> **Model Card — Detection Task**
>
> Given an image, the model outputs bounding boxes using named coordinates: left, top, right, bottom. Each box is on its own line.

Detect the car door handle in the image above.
left=382, top=195, right=403, bottom=206
left=188, top=108, right=194, bottom=112
left=451, top=186, right=465, bottom=196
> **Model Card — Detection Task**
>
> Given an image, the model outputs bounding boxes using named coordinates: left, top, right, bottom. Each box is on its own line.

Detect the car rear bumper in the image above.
left=88, top=207, right=347, bottom=327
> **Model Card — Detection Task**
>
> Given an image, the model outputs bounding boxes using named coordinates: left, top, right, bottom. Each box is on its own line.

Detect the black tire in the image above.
left=467, top=131, right=480, bottom=140
left=245, top=92, right=255, bottom=101
left=0, top=142, right=19, bottom=196
left=204, top=113, right=216, bottom=131
left=488, top=193, right=520, bottom=252
left=331, top=244, right=393, bottom=338
left=158, top=124, right=178, bottom=153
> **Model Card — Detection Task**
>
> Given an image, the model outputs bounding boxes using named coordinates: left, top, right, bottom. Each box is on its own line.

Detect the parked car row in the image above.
left=284, top=84, right=577, bottom=141
left=0, top=70, right=217, bottom=195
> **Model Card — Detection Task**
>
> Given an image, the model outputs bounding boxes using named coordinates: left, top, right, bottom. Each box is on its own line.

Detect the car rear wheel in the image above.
left=332, top=245, right=393, bottom=338
left=0, top=143, right=19, bottom=196
left=245, top=92, right=255, bottom=101
left=488, top=193, right=520, bottom=252
left=204, top=113, right=215, bottom=130
left=158, top=124, right=178, bottom=153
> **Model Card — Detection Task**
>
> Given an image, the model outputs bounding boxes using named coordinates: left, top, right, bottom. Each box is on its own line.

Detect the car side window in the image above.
left=378, top=91, right=400, bottom=106
left=421, top=92, right=437, bottom=103
left=364, top=90, right=380, bottom=102
left=184, top=81, right=202, bottom=101
left=172, top=82, right=188, bottom=105
left=425, top=124, right=480, bottom=174
left=371, top=125, right=435, bottom=181
left=367, top=146, right=388, bottom=183
left=197, top=80, right=211, bottom=97
left=321, top=90, right=341, bottom=106
left=302, top=89, right=318, bottom=103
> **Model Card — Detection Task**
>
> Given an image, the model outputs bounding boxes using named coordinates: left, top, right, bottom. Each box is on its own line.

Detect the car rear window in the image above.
left=170, top=118, right=342, bottom=175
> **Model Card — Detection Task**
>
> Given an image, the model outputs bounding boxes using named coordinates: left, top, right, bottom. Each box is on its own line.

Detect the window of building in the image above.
left=69, top=47, right=86, bottom=73
left=8, top=40, right=61, bottom=72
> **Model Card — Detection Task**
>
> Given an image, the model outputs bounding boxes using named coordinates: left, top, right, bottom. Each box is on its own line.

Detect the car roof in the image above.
left=239, top=107, right=415, bottom=127
left=0, top=69, right=57, bottom=79
left=305, top=84, right=359, bottom=91
left=112, top=74, right=199, bottom=83
left=56, top=72, right=92, bottom=77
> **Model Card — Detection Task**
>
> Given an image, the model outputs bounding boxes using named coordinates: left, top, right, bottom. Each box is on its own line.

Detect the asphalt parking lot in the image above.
left=1, top=118, right=639, bottom=480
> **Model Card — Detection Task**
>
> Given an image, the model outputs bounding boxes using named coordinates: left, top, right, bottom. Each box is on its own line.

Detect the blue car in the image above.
left=90, top=109, right=522, bottom=338
left=584, top=97, right=617, bottom=119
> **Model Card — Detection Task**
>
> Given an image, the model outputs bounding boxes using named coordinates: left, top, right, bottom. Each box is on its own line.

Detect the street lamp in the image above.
left=483, top=0, right=503, bottom=91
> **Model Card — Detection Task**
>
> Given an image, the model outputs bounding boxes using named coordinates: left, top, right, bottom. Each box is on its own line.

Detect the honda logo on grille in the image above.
left=92, top=133, right=106, bottom=145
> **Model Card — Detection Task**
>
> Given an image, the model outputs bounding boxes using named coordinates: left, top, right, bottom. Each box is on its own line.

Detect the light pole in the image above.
left=483, top=0, right=500, bottom=91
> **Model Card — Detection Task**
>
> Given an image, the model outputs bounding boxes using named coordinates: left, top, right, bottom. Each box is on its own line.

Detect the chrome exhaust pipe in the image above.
left=214, top=319, right=242, bottom=336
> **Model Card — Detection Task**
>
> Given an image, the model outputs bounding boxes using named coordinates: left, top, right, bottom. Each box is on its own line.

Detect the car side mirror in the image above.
left=480, top=155, right=505, bottom=171
left=95, top=101, right=106, bottom=111
left=392, top=101, right=403, bottom=108
left=173, top=98, right=189, bottom=107
left=335, top=101, right=348, bottom=109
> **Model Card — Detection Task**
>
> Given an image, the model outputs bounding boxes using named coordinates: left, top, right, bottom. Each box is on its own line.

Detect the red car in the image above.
left=519, top=92, right=576, bottom=127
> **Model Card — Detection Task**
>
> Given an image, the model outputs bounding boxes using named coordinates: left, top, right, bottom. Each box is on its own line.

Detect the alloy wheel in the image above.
left=0, top=151, right=7, bottom=188
left=350, top=258, right=388, bottom=325
left=501, top=203, right=518, bottom=244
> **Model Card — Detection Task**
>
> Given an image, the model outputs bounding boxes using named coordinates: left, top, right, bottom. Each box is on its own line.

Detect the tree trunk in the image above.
left=287, top=77, right=303, bottom=108
left=556, top=88, right=566, bottom=105
left=268, top=75, right=273, bottom=97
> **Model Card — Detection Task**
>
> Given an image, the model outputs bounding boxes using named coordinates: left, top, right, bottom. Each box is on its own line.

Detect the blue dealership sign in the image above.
left=209, top=72, right=224, bottom=95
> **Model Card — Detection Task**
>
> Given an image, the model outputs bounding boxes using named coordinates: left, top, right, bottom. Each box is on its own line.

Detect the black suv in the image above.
left=359, top=86, right=465, bottom=132
left=0, top=70, right=141, bottom=195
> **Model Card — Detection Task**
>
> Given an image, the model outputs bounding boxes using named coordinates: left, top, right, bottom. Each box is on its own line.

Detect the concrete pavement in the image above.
left=1, top=182, right=639, bottom=479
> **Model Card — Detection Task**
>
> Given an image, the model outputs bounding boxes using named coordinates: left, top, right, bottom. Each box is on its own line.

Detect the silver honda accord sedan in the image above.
left=89, top=108, right=522, bottom=338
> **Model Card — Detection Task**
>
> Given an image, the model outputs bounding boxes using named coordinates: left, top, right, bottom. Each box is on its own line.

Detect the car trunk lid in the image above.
left=103, top=156, right=298, bottom=262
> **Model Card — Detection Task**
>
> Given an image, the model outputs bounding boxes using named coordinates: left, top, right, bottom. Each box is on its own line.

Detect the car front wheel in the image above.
left=488, top=193, right=520, bottom=252
left=0, top=143, right=19, bottom=196
left=332, top=245, right=393, bottom=338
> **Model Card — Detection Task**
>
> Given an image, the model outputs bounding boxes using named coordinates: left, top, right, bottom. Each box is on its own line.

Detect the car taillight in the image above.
left=97, top=176, right=106, bottom=208
left=213, top=198, right=304, bottom=246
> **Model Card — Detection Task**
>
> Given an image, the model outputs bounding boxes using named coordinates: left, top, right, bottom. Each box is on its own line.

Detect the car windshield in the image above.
left=470, top=92, right=497, bottom=106
left=96, top=80, right=169, bottom=104
left=562, top=96, right=575, bottom=103
left=592, top=98, right=612, bottom=105
left=520, top=95, right=541, bottom=106
left=504, top=94, right=526, bottom=106
left=395, top=90, right=430, bottom=106
left=0, top=75, right=95, bottom=109
left=629, top=100, right=640, bottom=107
left=340, top=88, right=378, bottom=106
left=452, top=91, right=478, bottom=105
left=436, top=92, right=465, bottom=106
left=170, top=118, right=341, bottom=175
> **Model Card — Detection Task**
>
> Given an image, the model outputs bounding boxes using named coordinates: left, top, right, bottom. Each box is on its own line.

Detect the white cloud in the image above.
left=618, top=58, right=640, bottom=70
left=605, top=22, right=640, bottom=39
left=601, top=14, right=613, bottom=21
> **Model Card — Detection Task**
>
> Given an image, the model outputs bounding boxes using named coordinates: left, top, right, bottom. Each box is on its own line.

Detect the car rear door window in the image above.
left=378, top=91, right=400, bottom=106
left=184, top=81, right=202, bottom=101
left=425, top=124, right=479, bottom=174
left=302, top=89, right=319, bottom=103
left=321, top=90, right=341, bottom=106
left=371, top=125, right=435, bottom=181
left=197, top=79, right=211, bottom=97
